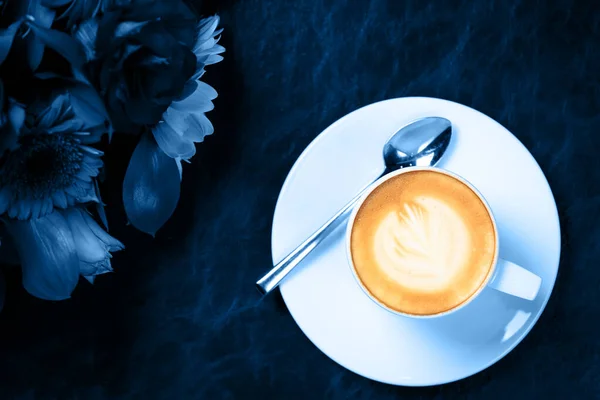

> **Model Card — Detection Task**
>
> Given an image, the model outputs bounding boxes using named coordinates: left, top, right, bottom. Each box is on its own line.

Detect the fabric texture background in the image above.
left=0, top=0, right=598, bottom=398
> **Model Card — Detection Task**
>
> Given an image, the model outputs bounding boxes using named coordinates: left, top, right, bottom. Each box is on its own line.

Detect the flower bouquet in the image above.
left=0, top=0, right=224, bottom=308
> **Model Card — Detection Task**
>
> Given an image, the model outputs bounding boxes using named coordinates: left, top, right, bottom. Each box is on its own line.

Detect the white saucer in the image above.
left=271, top=97, right=561, bottom=386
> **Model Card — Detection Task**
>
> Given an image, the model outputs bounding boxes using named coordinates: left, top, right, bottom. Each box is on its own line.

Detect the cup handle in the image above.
left=487, top=259, right=542, bottom=301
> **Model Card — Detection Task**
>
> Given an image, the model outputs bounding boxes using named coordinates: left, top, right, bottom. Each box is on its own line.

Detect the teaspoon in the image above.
left=256, top=117, right=453, bottom=295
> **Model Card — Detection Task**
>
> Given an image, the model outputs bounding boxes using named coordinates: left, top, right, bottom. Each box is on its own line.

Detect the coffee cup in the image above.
left=346, top=166, right=542, bottom=318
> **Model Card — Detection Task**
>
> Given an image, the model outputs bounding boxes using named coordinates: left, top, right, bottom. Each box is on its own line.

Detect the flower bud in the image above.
left=61, top=207, right=124, bottom=282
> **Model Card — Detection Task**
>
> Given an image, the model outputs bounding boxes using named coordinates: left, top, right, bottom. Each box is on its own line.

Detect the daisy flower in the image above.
left=0, top=94, right=104, bottom=220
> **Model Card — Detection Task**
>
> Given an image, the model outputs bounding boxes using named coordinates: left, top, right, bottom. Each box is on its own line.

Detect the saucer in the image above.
left=271, top=97, right=561, bottom=386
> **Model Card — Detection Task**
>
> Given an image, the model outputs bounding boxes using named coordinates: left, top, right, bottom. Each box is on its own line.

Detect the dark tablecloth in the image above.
left=1, top=0, right=599, bottom=398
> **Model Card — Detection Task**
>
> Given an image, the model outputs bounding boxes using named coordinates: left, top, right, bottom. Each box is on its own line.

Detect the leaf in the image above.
left=27, top=20, right=86, bottom=70
left=123, top=133, right=181, bottom=236
left=0, top=20, right=23, bottom=65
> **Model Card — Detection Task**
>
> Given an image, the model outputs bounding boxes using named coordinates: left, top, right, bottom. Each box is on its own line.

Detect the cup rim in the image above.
left=345, top=166, right=500, bottom=319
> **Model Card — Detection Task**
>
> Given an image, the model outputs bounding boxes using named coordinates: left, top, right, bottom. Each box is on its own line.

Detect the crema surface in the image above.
left=350, top=170, right=496, bottom=316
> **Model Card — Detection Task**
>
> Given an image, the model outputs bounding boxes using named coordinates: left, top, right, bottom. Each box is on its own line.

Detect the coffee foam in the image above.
left=350, top=170, right=496, bottom=316
left=373, top=197, right=472, bottom=292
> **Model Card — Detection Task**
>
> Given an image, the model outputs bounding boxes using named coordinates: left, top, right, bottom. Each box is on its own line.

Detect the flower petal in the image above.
left=27, top=4, right=56, bottom=71
left=47, top=119, right=85, bottom=134
left=81, top=212, right=124, bottom=252
left=79, top=145, right=104, bottom=156
left=194, top=81, right=218, bottom=101
left=194, top=39, right=224, bottom=54
left=26, top=20, right=86, bottom=70
left=80, top=156, right=102, bottom=177
left=115, top=21, right=149, bottom=38
left=61, top=207, right=122, bottom=270
left=36, top=94, right=70, bottom=128
left=183, top=113, right=214, bottom=143
left=123, top=133, right=181, bottom=236
left=41, top=197, right=54, bottom=217
left=73, top=18, right=98, bottom=61
left=16, top=201, right=32, bottom=221
left=68, top=82, right=111, bottom=134
left=80, top=259, right=113, bottom=277
left=76, top=169, right=93, bottom=182
left=63, top=207, right=124, bottom=253
left=171, top=81, right=215, bottom=113
left=152, top=120, right=196, bottom=160
left=7, top=204, right=18, bottom=219
left=191, top=16, right=224, bottom=80
left=194, top=16, right=220, bottom=47
left=55, top=0, right=102, bottom=30
left=64, top=184, right=98, bottom=204
left=30, top=199, right=44, bottom=220
left=52, top=191, right=68, bottom=209
left=5, top=211, right=79, bottom=301
left=203, top=54, right=224, bottom=65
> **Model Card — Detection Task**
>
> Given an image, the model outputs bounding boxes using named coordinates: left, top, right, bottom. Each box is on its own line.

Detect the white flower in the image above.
left=152, top=15, right=224, bottom=176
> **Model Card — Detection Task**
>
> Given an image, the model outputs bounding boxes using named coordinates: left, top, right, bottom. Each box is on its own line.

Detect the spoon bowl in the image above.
left=383, top=117, right=452, bottom=171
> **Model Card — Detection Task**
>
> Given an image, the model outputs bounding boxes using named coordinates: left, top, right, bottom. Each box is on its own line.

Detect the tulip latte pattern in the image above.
left=373, top=198, right=471, bottom=293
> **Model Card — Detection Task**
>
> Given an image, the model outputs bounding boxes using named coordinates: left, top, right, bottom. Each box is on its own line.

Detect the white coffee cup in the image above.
left=346, top=166, right=542, bottom=318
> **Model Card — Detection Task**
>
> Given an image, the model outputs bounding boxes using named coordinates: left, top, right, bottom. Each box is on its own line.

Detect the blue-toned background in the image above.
left=1, top=0, right=598, bottom=398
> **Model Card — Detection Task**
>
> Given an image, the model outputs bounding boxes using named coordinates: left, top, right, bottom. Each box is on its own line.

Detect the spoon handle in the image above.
left=256, top=179, right=379, bottom=295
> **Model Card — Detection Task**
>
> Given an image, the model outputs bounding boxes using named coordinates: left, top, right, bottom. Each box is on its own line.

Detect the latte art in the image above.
left=350, top=169, right=497, bottom=316
left=373, top=199, right=471, bottom=292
